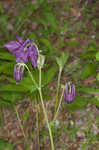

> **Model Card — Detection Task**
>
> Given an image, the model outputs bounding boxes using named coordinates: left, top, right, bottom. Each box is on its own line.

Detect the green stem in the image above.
left=24, top=63, right=54, bottom=149
left=53, top=88, right=64, bottom=121
left=24, top=64, right=38, bottom=89
left=39, top=89, right=54, bottom=150
left=14, top=107, right=27, bottom=142
left=54, top=69, right=62, bottom=117
left=39, top=67, right=54, bottom=150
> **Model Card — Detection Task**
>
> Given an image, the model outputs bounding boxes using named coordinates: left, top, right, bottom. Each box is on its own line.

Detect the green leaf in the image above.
left=28, top=33, right=37, bottom=41
left=43, top=65, right=57, bottom=86
left=34, top=18, right=47, bottom=26
left=66, top=96, right=90, bottom=111
left=0, top=2, right=3, bottom=13
left=88, top=45, right=95, bottom=51
left=23, top=112, right=30, bottom=120
left=0, top=92, right=23, bottom=107
left=0, top=52, right=15, bottom=61
left=37, top=0, right=45, bottom=5
left=40, top=38, right=51, bottom=48
left=80, top=51, right=96, bottom=59
left=0, top=62, right=14, bottom=75
left=56, top=52, right=69, bottom=69
left=66, top=40, right=79, bottom=46
left=0, top=84, right=28, bottom=92
left=44, top=12, right=56, bottom=27
left=0, top=14, right=9, bottom=39
left=77, top=87, right=99, bottom=94
left=0, top=139, right=13, bottom=150
left=81, top=63, right=97, bottom=80
left=96, top=73, right=99, bottom=81
left=0, top=92, right=22, bottom=101
left=96, top=51, right=99, bottom=61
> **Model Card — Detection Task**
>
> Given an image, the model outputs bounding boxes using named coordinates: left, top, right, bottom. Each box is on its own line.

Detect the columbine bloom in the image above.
left=14, top=64, right=24, bottom=82
left=64, top=83, right=75, bottom=104
left=4, top=35, right=38, bottom=68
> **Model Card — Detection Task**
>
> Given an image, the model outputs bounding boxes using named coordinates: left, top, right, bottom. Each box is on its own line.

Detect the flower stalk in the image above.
left=14, top=106, right=27, bottom=142
left=53, top=87, right=65, bottom=121
left=38, top=67, right=54, bottom=150
left=54, top=68, right=62, bottom=117
left=25, top=63, right=54, bottom=150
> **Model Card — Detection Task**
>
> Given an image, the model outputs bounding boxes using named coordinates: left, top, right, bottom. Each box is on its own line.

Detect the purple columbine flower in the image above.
left=64, top=83, right=75, bottom=104
left=4, top=35, right=38, bottom=68
left=14, top=64, right=24, bottom=82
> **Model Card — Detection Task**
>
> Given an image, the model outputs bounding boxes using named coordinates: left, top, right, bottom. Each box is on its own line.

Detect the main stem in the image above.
left=54, top=69, right=62, bottom=117
left=39, top=67, right=54, bottom=150
left=25, top=64, right=54, bottom=149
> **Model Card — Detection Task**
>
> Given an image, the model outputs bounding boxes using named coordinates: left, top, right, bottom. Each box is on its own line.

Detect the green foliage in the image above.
left=37, top=0, right=45, bottom=5
left=0, top=52, right=15, bottom=61
left=65, top=96, right=90, bottom=112
left=0, top=2, right=3, bottom=13
left=43, top=65, right=57, bottom=86
left=81, top=63, right=97, bottom=80
left=0, top=139, right=13, bottom=150
left=39, top=38, right=57, bottom=55
left=96, top=73, right=99, bottom=81
left=78, top=87, right=99, bottom=93
left=23, top=112, right=30, bottom=121
left=0, top=92, right=23, bottom=107
left=66, top=40, right=79, bottom=47
left=0, top=63, right=57, bottom=104
left=77, top=87, right=99, bottom=107
left=0, top=62, right=14, bottom=75
left=56, top=52, right=69, bottom=70
left=0, top=14, right=9, bottom=40
left=96, top=51, right=99, bottom=61
left=81, top=51, right=96, bottom=59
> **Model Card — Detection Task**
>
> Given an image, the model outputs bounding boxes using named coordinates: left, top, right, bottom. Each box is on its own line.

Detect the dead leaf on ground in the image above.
left=70, top=8, right=81, bottom=17
left=83, top=77, right=96, bottom=85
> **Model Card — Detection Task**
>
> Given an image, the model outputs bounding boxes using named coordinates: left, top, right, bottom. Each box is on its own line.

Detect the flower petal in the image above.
left=14, top=64, right=24, bottom=82
left=4, top=41, right=20, bottom=52
left=64, top=83, right=76, bottom=104
left=29, top=44, right=38, bottom=68
left=16, top=35, right=24, bottom=44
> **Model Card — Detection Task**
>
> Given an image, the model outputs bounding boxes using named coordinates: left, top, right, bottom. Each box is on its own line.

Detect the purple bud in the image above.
left=14, top=64, right=24, bottom=82
left=64, top=83, right=75, bottom=104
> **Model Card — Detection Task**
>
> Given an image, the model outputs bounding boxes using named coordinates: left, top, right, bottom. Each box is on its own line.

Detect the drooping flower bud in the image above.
left=14, top=64, right=24, bottom=82
left=64, top=83, right=75, bottom=104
